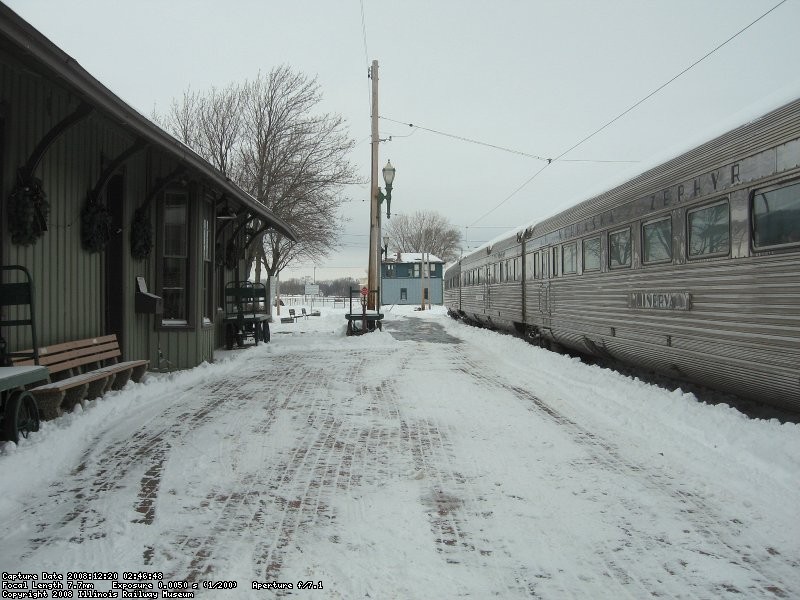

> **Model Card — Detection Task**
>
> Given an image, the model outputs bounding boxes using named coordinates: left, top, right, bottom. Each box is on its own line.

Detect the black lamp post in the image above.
left=382, top=235, right=390, bottom=259
left=377, top=160, right=395, bottom=219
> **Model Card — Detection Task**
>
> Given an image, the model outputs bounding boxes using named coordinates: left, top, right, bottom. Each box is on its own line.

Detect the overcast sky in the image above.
left=6, top=0, right=800, bottom=282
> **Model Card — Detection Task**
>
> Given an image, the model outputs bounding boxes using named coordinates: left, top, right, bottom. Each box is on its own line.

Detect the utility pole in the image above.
left=367, top=60, right=380, bottom=311
left=420, top=227, right=426, bottom=310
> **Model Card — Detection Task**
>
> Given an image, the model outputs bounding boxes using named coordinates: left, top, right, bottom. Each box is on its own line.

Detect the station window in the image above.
left=752, top=181, right=800, bottom=248
left=583, top=236, right=601, bottom=271
left=642, top=216, right=672, bottom=264
left=562, top=242, right=577, bottom=274
left=608, top=227, right=631, bottom=269
left=161, top=191, right=190, bottom=324
left=688, top=200, right=730, bottom=258
left=202, top=200, right=213, bottom=325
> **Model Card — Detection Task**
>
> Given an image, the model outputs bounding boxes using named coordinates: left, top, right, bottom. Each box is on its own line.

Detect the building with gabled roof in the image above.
left=0, top=2, right=295, bottom=371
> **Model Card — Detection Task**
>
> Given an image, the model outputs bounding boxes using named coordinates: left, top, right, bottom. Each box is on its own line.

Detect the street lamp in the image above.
left=382, top=235, right=390, bottom=259
left=377, top=160, right=396, bottom=219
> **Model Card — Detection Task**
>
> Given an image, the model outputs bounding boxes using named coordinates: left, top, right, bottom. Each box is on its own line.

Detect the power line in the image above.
left=379, top=116, right=639, bottom=164
left=379, top=116, right=549, bottom=161
left=470, top=0, right=788, bottom=227
left=359, top=0, right=371, bottom=115
left=469, top=162, right=550, bottom=227
left=554, top=0, right=790, bottom=162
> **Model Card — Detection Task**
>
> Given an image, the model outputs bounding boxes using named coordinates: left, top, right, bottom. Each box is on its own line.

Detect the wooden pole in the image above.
left=367, top=60, right=380, bottom=311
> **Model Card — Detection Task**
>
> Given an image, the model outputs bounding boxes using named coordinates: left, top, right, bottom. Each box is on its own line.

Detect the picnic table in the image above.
left=0, top=365, right=48, bottom=443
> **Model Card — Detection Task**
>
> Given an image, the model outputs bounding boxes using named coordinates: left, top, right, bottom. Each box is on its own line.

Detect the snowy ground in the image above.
left=1, top=305, right=798, bottom=599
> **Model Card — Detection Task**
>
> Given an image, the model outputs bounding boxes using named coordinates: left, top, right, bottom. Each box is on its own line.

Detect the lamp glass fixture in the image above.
left=382, top=160, right=396, bottom=186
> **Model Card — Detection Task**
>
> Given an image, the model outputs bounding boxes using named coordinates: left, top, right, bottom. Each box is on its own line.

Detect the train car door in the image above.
left=540, top=248, right=554, bottom=330
left=483, top=264, right=491, bottom=314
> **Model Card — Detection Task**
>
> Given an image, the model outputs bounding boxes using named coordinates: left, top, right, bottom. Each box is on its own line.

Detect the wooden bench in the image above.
left=12, top=334, right=148, bottom=420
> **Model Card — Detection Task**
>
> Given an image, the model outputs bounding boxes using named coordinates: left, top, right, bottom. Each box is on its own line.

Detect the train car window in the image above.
left=752, top=181, right=800, bottom=248
left=551, top=247, right=559, bottom=277
left=583, top=236, right=601, bottom=271
left=688, top=200, right=730, bottom=258
left=525, top=253, right=534, bottom=279
left=642, top=217, right=673, bottom=264
left=609, top=227, right=632, bottom=268
left=562, top=242, right=577, bottom=274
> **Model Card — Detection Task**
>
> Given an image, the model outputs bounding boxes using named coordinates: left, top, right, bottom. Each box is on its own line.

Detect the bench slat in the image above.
left=30, top=370, right=112, bottom=394
left=10, top=334, right=148, bottom=419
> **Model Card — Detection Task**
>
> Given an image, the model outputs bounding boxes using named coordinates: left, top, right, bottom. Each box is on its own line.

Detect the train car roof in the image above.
left=529, top=96, right=800, bottom=238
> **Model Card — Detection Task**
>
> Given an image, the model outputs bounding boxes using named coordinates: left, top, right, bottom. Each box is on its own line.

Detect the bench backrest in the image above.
left=12, top=334, right=122, bottom=375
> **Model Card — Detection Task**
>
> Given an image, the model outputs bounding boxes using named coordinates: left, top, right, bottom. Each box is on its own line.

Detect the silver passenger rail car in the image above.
left=446, top=97, right=800, bottom=411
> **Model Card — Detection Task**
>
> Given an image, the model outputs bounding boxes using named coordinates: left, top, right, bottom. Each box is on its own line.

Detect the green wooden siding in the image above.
left=2, top=55, right=231, bottom=372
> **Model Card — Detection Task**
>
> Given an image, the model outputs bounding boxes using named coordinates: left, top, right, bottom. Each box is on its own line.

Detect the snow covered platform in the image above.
left=0, top=306, right=798, bottom=598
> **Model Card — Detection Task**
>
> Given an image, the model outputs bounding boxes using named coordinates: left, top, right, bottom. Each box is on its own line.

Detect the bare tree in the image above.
left=238, top=67, right=359, bottom=278
left=155, top=66, right=359, bottom=279
left=385, top=210, right=462, bottom=262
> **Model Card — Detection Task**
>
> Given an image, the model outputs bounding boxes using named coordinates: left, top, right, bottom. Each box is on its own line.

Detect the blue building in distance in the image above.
left=381, top=252, right=444, bottom=306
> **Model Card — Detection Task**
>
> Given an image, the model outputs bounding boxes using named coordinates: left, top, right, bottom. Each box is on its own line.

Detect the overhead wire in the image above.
left=380, top=116, right=639, bottom=164
left=359, top=0, right=372, bottom=115
left=468, top=0, right=789, bottom=227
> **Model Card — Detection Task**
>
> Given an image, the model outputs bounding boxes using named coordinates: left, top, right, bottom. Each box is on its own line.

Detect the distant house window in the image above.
left=642, top=216, right=672, bottom=264
left=562, top=242, right=577, bottom=274
left=161, top=192, right=189, bottom=324
left=412, top=263, right=420, bottom=278
left=752, top=182, right=800, bottom=248
left=400, top=288, right=407, bottom=300
left=688, top=200, right=729, bottom=258
left=386, top=264, right=396, bottom=278
left=609, top=227, right=631, bottom=269
left=583, top=236, right=601, bottom=271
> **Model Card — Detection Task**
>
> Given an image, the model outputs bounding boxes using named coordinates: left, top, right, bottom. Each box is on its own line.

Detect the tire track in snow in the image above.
left=19, top=376, right=255, bottom=559
left=451, top=342, right=796, bottom=599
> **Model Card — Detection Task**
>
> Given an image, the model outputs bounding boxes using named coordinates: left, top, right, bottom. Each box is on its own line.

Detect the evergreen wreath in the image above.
left=6, top=173, right=49, bottom=246
left=80, top=192, right=113, bottom=253
left=130, top=206, right=153, bottom=260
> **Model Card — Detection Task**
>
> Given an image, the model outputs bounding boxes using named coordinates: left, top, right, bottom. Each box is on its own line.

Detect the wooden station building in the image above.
left=0, top=3, right=295, bottom=371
